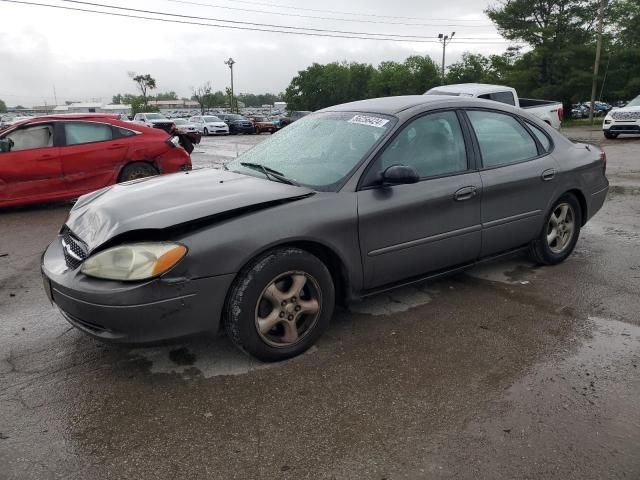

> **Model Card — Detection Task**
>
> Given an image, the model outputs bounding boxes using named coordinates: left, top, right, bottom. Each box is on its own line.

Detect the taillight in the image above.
left=600, top=148, right=607, bottom=173
left=558, top=106, right=564, bottom=122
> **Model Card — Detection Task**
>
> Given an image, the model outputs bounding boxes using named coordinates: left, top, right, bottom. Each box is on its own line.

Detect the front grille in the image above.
left=611, top=111, right=640, bottom=120
left=610, top=125, right=640, bottom=132
left=60, top=227, right=89, bottom=269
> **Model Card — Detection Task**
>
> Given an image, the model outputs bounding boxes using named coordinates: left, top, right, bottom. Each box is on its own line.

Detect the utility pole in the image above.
left=224, top=57, right=236, bottom=113
left=438, top=32, right=455, bottom=85
left=589, top=0, right=606, bottom=123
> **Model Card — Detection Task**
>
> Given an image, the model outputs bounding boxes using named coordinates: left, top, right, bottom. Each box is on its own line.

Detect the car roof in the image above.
left=426, top=83, right=516, bottom=95
left=4, top=113, right=122, bottom=130
left=319, top=95, right=462, bottom=115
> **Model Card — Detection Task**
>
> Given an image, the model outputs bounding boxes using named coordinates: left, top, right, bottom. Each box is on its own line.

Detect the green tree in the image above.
left=192, top=82, right=213, bottom=114
left=0, top=99, right=7, bottom=113
left=155, top=91, right=178, bottom=101
left=130, top=73, right=157, bottom=106
left=130, top=96, right=159, bottom=116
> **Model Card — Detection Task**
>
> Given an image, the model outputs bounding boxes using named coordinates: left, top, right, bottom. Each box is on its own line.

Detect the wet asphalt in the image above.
left=1, top=129, right=639, bottom=479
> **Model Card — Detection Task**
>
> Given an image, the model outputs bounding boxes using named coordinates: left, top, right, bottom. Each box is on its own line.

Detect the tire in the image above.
left=224, top=247, right=335, bottom=362
left=604, top=131, right=618, bottom=139
left=203, top=128, right=209, bottom=136
left=529, top=194, right=582, bottom=265
left=118, top=162, right=158, bottom=182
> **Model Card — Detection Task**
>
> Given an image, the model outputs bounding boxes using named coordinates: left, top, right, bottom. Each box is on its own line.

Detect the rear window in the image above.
left=478, top=91, right=516, bottom=106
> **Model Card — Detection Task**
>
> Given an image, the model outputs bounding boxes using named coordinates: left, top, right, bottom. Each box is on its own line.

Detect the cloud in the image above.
left=0, top=0, right=508, bottom=106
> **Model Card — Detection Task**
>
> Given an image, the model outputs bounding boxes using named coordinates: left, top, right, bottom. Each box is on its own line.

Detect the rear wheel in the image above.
left=529, top=194, right=581, bottom=265
left=604, top=131, right=618, bottom=139
left=224, top=248, right=334, bottom=362
left=118, top=162, right=158, bottom=182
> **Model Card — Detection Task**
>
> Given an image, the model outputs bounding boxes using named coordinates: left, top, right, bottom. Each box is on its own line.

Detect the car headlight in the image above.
left=81, top=243, right=187, bottom=281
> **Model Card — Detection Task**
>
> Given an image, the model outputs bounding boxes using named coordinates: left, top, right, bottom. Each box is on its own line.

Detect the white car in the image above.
left=603, top=95, right=640, bottom=139
left=425, top=83, right=564, bottom=130
left=172, top=118, right=199, bottom=134
left=189, top=115, right=229, bottom=135
left=132, top=112, right=175, bottom=131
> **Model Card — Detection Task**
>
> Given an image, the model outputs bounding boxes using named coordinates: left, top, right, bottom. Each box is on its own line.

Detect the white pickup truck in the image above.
left=425, top=83, right=564, bottom=129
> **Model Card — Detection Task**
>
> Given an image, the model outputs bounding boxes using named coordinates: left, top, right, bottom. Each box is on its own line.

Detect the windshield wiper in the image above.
left=239, top=162, right=300, bottom=186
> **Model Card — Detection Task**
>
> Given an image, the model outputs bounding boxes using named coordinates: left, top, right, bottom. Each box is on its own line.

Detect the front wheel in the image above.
left=604, top=131, right=618, bottom=139
left=203, top=128, right=209, bottom=136
left=224, top=248, right=335, bottom=362
left=529, top=194, right=582, bottom=265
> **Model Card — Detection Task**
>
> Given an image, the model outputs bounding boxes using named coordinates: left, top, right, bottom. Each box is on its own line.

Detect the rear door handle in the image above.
left=107, top=143, right=124, bottom=150
left=541, top=168, right=556, bottom=181
left=454, top=186, right=477, bottom=201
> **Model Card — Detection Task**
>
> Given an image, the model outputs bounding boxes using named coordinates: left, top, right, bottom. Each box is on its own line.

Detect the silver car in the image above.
left=42, top=96, right=608, bottom=361
left=172, top=118, right=198, bottom=133
left=189, top=115, right=229, bottom=135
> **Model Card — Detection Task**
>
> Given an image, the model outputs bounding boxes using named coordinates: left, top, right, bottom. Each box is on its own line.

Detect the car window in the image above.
left=227, top=111, right=394, bottom=191
left=113, top=126, right=136, bottom=138
left=5, top=124, right=53, bottom=151
left=64, top=122, right=113, bottom=146
left=377, top=111, right=468, bottom=178
left=204, top=116, right=221, bottom=122
left=527, top=123, right=551, bottom=152
left=478, top=91, right=516, bottom=106
left=467, top=110, right=538, bottom=168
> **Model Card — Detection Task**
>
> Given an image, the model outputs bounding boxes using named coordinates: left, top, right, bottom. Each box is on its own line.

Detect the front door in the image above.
left=0, top=123, right=63, bottom=204
left=357, top=110, right=482, bottom=289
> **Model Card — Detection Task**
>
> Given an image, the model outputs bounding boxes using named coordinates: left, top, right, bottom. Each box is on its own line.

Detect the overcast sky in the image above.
left=1, top=0, right=515, bottom=107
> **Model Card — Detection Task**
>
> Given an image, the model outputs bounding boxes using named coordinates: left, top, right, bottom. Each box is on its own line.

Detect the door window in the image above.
left=467, top=110, right=538, bottom=168
left=377, top=111, right=468, bottom=179
left=64, top=122, right=113, bottom=146
left=4, top=124, right=53, bottom=151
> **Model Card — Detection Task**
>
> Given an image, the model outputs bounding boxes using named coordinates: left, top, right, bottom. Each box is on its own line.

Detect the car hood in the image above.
left=149, top=119, right=171, bottom=124
left=205, top=122, right=227, bottom=127
left=66, top=169, right=314, bottom=251
left=612, top=105, right=640, bottom=113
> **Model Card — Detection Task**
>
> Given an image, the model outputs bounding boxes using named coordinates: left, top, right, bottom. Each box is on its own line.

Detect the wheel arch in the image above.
left=558, top=188, right=588, bottom=226
left=226, top=239, right=352, bottom=315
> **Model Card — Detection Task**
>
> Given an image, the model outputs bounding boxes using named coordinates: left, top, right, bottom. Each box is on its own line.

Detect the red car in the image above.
left=0, top=114, right=192, bottom=208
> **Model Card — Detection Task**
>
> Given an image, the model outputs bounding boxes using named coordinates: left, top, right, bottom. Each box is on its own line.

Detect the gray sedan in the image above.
left=41, top=95, right=609, bottom=361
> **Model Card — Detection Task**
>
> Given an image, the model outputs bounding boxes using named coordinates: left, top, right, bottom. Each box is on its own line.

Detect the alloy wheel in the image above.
left=254, top=271, right=322, bottom=347
left=546, top=203, right=576, bottom=254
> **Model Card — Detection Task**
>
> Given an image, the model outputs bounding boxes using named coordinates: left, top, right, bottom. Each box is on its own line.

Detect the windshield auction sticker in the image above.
left=348, top=115, right=390, bottom=128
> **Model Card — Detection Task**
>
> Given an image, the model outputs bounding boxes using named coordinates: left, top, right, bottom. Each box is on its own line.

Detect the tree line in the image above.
left=284, top=0, right=639, bottom=113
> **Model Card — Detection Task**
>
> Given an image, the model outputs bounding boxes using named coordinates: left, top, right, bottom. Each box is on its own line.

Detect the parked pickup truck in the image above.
left=425, top=83, right=563, bottom=129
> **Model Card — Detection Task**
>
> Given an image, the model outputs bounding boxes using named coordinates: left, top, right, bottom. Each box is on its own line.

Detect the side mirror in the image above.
left=380, top=164, right=420, bottom=186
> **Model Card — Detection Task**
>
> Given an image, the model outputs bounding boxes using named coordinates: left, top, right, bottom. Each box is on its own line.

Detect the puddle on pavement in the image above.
left=349, top=285, right=433, bottom=316
left=129, top=337, right=317, bottom=379
left=466, top=259, right=538, bottom=285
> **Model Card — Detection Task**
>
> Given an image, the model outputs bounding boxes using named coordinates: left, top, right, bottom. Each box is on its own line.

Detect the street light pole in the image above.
left=589, top=0, right=606, bottom=124
left=438, top=32, right=455, bottom=85
left=224, top=57, right=236, bottom=113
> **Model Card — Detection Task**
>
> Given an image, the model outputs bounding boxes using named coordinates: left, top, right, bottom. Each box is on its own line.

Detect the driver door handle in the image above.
left=454, top=186, right=477, bottom=201
left=541, top=168, right=556, bottom=181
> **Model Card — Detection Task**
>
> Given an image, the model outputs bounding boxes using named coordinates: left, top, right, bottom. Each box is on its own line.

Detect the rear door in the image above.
left=58, top=121, right=129, bottom=193
left=357, top=110, right=482, bottom=289
left=464, top=109, right=559, bottom=256
left=0, top=122, right=63, bottom=203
